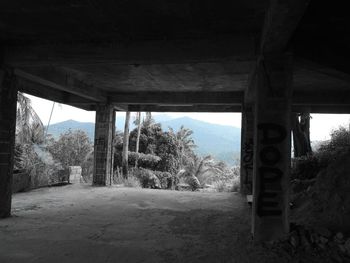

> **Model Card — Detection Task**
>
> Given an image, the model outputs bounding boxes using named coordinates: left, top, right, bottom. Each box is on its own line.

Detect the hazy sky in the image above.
left=25, top=94, right=350, bottom=142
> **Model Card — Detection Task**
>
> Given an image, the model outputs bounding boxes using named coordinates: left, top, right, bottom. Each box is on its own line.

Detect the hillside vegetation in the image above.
left=46, top=115, right=241, bottom=165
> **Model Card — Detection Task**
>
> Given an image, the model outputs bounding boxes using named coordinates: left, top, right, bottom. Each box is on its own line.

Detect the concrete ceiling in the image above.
left=1, top=0, right=350, bottom=113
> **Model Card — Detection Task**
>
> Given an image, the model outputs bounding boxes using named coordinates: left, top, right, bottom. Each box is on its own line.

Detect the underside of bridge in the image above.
left=1, top=0, right=350, bottom=241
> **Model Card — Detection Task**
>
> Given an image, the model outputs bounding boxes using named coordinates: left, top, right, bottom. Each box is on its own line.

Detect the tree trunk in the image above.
left=122, top=111, right=131, bottom=179
left=292, top=112, right=312, bottom=157
left=135, top=112, right=142, bottom=167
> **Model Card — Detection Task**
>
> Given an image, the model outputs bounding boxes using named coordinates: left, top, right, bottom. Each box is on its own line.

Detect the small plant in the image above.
left=213, top=181, right=226, bottom=192
left=132, top=168, right=161, bottom=189
left=153, top=170, right=179, bottom=189
left=122, top=176, right=141, bottom=188
left=230, top=175, right=240, bottom=192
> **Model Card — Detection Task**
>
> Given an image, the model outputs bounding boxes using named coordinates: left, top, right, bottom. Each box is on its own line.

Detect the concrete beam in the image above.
left=122, top=104, right=242, bottom=113
left=0, top=68, right=17, bottom=218
left=252, top=53, right=293, bottom=241
left=261, top=0, right=311, bottom=54
left=93, top=105, right=115, bottom=186
left=292, top=105, right=350, bottom=114
left=16, top=76, right=95, bottom=111
left=293, top=91, right=350, bottom=106
left=110, top=91, right=243, bottom=105
left=5, top=37, right=255, bottom=67
left=14, top=67, right=106, bottom=102
left=296, top=58, right=350, bottom=83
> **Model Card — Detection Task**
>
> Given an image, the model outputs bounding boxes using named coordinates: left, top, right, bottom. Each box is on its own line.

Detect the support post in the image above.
left=240, top=104, right=254, bottom=195
left=0, top=69, right=17, bottom=218
left=252, top=54, right=293, bottom=241
left=93, top=105, right=115, bottom=186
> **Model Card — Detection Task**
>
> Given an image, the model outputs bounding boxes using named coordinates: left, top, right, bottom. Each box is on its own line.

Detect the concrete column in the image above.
left=252, top=54, right=293, bottom=241
left=93, top=105, right=115, bottom=186
left=240, top=105, right=254, bottom=195
left=0, top=69, right=17, bottom=218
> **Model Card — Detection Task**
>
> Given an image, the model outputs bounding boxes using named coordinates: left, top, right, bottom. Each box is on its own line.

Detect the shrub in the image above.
left=117, top=175, right=140, bottom=188
left=291, top=154, right=320, bottom=180
left=133, top=168, right=161, bottom=189
left=291, top=125, right=350, bottom=181
left=230, top=175, right=240, bottom=192
left=153, top=170, right=179, bottom=189
left=128, top=152, right=161, bottom=169
left=212, top=173, right=240, bottom=192
left=81, top=150, right=94, bottom=183
left=213, top=181, right=226, bottom=192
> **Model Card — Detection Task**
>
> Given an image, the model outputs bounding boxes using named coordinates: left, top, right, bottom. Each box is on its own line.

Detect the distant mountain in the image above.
left=47, top=115, right=241, bottom=165
left=160, top=117, right=241, bottom=160
left=46, top=120, right=95, bottom=141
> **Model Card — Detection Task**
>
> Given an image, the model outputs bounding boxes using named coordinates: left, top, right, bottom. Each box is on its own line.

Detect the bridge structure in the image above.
left=1, top=0, right=349, bottom=241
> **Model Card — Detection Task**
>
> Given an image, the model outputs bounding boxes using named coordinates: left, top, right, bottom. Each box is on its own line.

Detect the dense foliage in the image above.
left=291, top=124, right=350, bottom=233
left=292, top=125, right=350, bottom=180
left=14, top=93, right=68, bottom=189
left=115, top=121, right=184, bottom=174
left=47, top=129, right=92, bottom=168
left=14, top=96, right=237, bottom=193
left=114, top=115, right=238, bottom=192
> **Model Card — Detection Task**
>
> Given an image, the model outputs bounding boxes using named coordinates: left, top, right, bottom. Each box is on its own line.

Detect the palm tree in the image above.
left=16, top=92, right=44, bottom=144
left=134, top=112, right=142, bottom=167
left=122, top=111, right=131, bottom=179
left=169, top=125, right=196, bottom=169
left=183, top=155, right=227, bottom=189
left=15, top=93, right=45, bottom=171
left=143, top=112, right=154, bottom=127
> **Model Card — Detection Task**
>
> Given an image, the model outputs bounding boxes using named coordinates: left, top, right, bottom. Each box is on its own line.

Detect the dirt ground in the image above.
left=0, top=185, right=289, bottom=263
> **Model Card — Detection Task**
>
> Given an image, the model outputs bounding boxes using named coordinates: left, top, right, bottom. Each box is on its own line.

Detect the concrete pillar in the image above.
left=93, top=105, right=115, bottom=186
left=252, top=54, right=293, bottom=241
left=240, top=105, right=254, bottom=195
left=0, top=69, right=17, bottom=218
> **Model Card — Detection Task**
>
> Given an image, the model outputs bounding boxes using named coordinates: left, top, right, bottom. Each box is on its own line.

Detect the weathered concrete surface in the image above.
left=0, top=69, right=17, bottom=218
left=252, top=54, right=293, bottom=241
left=93, top=105, right=115, bottom=186
left=0, top=186, right=287, bottom=263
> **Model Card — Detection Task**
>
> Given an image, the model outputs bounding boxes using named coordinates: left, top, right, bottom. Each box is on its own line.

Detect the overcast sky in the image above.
left=25, top=94, right=350, bottom=142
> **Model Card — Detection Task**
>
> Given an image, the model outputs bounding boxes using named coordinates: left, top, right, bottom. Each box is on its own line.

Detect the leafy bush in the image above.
left=212, top=170, right=240, bottom=192
left=114, top=173, right=141, bottom=188
left=47, top=129, right=92, bottom=169
left=291, top=125, right=350, bottom=180
left=153, top=170, right=179, bottom=189
left=128, top=152, right=161, bottom=169
left=213, top=181, right=226, bottom=192
left=81, top=150, right=94, bottom=183
left=230, top=175, right=240, bottom=192
left=133, top=168, right=161, bottom=189
left=291, top=154, right=320, bottom=180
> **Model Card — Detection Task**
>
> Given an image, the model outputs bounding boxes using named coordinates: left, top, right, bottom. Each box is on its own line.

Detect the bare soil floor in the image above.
left=0, top=185, right=288, bottom=263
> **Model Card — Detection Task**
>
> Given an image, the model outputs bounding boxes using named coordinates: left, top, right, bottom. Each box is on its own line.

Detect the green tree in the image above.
left=127, top=121, right=182, bottom=174
left=168, top=125, right=196, bottom=169
left=47, top=129, right=92, bottom=168
left=122, top=111, right=131, bottom=179
left=134, top=112, right=142, bottom=167
left=183, top=155, right=228, bottom=186
left=15, top=92, right=45, bottom=171
left=16, top=92, right=44, bottom=145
